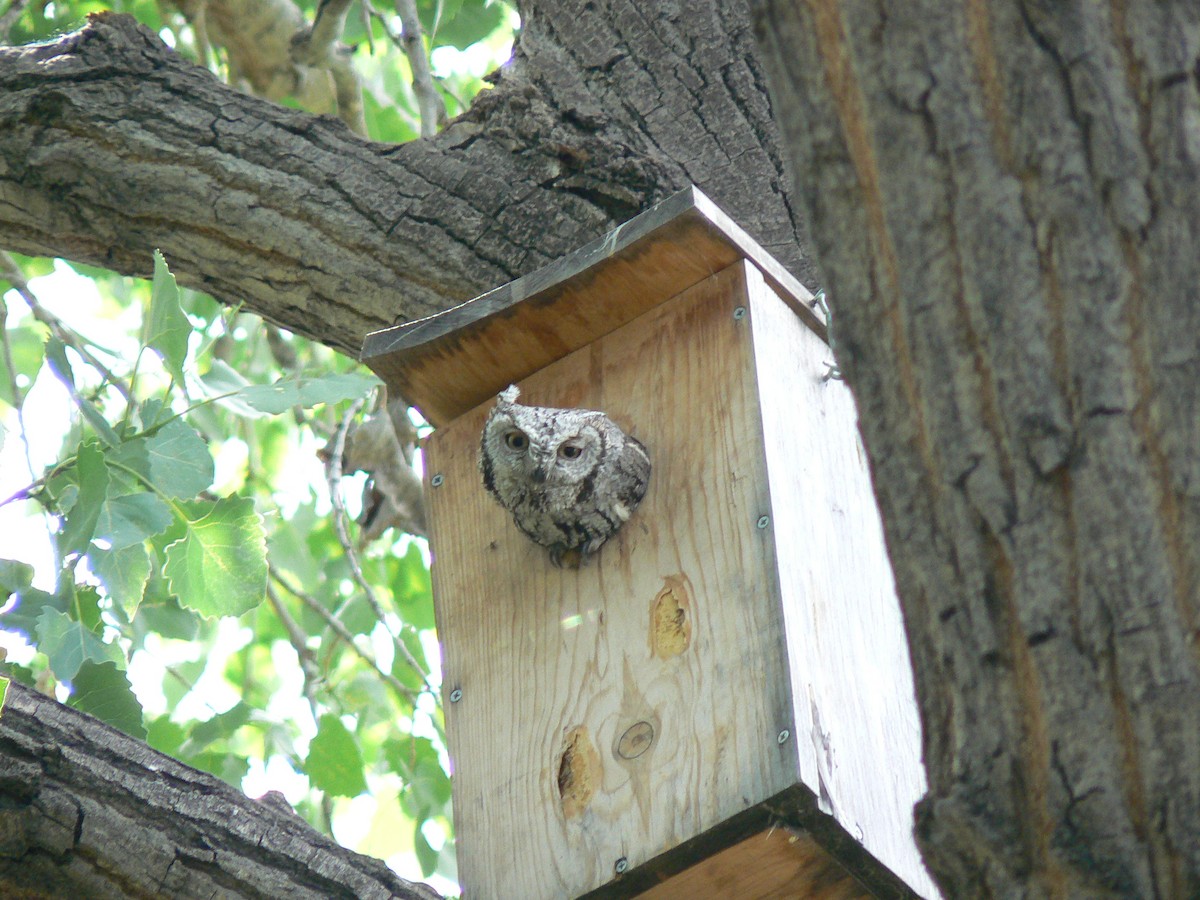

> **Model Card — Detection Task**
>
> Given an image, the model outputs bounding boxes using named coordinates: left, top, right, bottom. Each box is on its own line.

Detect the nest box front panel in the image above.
left=423, top=262, right=796, bottom=899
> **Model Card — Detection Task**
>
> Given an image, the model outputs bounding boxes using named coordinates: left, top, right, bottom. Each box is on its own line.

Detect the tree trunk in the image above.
left=0, top=681, right=440, bottom=899
left=752, top=1, right=1200, bottom=897
left=2, top=1, right=1199, bottom=898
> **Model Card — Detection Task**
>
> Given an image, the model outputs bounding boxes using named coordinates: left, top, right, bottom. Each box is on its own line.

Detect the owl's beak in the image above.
left=531, top=466, right=548, bottom=484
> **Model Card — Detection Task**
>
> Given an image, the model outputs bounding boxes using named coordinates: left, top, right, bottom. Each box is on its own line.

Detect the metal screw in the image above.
left=449, top=688, right=462, bottom=703
left=614, top=857, right=629, bottom=875
left=431, top=473, right=444, bottom=488
left=757, top=515, right=770, bottom=529
left=777, top=729, right=790, bottom=745
left=733, top=306, right=747, bottom=320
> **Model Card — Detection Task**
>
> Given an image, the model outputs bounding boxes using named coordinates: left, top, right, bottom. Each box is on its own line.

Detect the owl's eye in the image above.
left=558, top=444, right=583, bottom=460
left=504, top=431, right=528, bottom=451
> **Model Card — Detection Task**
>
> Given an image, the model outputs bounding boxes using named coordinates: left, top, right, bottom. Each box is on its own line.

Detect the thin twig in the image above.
left=293, top=0, right=368, bottom=135
left=393, top=0, right=445, bottom=137
left=326, top=399, right=435, bottom=693
left=265, top=580, right=324, bottom=714
left=0, top=290, right=38, bottom=487
left=269, top=562, right=426, bottom=712
left=0, top=253, right=135, bottom=405
left=0, top=258, right=58, bottom=547
left=0, top=0, right=30, bottom=46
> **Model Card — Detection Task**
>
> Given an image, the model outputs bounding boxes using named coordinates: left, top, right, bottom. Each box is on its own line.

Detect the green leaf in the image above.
left=147, top=419, right=214, bottom=497
left=93, top=543, right=151, bottom=618
left=58, top=441, right=109, bottom=557
left=132, top=597, right=200, bottom=642
left=0, top=559, right=34, bottom=600
left=0, top=587, right=63, bottom=639
left=186, top=702, right=252, bottom=752
left=145, top=251, right=191, bottom=385
left=423, top=0, right=508, bottom=49
left=69, top=660, right=146, bottom=739
left=234, top=372, right=380, bottom=416
left=78, top=397, right=121, bottom=447
left=296, top=372, right=381, bottom=406
left=112, top=419, right=213, bottom=499
left=44, top=336, right=74, bottom=386
left=414, top=824, right=439, bottom=877
left=0, top=674, right=8, bottom=713
left=0, top=324, right=48, bottom=409
left=305, top=714, right=368, bottom=798
left=146, top=715, right=187, bottom=756
left=164, top=498, right=266, bottom=618
left=96, top=493, right=173, bottom=549
left=35, top=609, right=122, bottom=681
left=74, top=584, right=103, bottom=632
left=189, top=751, right=249, bottom=785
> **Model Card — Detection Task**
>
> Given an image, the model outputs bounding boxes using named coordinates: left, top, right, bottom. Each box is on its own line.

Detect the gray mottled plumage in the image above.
left=479, top=385, right=650, bottom=566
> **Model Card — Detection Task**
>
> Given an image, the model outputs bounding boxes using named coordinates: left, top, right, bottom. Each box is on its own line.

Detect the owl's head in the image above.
left=484, top=386, right=605, bottom=486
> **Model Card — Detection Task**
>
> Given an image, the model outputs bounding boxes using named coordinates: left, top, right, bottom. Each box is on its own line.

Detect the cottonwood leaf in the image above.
left=0, top=324, right=47, bottom=409
left=145, top=251, right=191, bottom=385
left=58, top=441, right=109, bottom=557
left=0, top=587, right=61, bottom=639
left=164, top=498, right=266, bottom=618
left=305, top=714, right=368, bottom=797
left=186, top=702, right=251, bottom=753
left=111, top=420, right=213, bottom=499
left=93, top=543, right=151, bottom=618
left=36, top=608, right=122, bottom=681
left=146, top=419, right=213, bottom=497
left=0, top=559, right=34, bottom=600
left=236, top=372, right=380, bottom=415
left=95, top=493, right=172, bottom=549
left=69, top=660, right=146, bottom=739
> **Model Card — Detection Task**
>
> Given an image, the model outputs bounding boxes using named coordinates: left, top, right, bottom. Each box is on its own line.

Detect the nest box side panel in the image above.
left=745, top=266, right=939, bottom=899
left=423, top=262, right=796, bottom=899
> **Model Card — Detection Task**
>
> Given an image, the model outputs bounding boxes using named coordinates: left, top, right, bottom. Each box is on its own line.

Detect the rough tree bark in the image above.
left=0, top=5, right=814, bottom=357
left=753, top=2, right=1200, bottom=898
left=0, top=680, right=440, bottom=898
left=2, top=1, right=1198, bottom=898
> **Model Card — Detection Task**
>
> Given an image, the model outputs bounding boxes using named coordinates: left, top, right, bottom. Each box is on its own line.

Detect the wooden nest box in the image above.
left=362, top=188, right=937, bottom=899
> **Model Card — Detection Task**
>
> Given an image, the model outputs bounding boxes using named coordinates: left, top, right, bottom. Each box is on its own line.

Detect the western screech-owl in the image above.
left=479, top=385, right=650, bottom=566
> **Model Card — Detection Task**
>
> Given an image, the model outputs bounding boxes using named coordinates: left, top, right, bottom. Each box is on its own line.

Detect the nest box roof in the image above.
left=360, top=186, right=817, bottom=427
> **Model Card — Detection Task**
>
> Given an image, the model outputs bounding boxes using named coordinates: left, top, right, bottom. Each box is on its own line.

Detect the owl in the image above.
left=479, top=385, right=651, bottom=566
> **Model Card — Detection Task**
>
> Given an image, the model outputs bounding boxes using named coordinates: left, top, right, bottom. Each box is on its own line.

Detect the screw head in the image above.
left=448, top=688, right=463, bottom=703
left=733, top=306, right=747, bottom=320
left=430, top=473, right=444, bottom=488
left=777, top=729, right=790, bottom=744
left=757, top=515, right=770, bottom=529
left=614, top=856, right=629, bottom=875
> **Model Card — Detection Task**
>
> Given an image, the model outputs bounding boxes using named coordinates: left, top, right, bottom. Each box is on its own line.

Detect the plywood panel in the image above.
left=636, top=827, right=872, bottom=900
left=745, top=266, right=939, bottom=899
left=423, top=263, right=797, bottom=899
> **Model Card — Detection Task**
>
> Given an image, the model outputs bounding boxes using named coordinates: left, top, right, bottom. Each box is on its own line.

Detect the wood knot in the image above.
left=557, top=725, right=600, bottom=818
left=650, top=574, right=693, bottom=659
left=616, top=721, right=655, bottom=760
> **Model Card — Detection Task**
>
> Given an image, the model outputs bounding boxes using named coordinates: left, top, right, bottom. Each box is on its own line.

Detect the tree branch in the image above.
left=0, top=8, right=812, bottom=360
left=0, top=680, right=442, bottom=899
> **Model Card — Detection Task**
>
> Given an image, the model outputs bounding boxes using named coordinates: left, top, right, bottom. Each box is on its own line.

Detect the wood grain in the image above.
left=424, top=263, right=796, bottom=899
left=746, top=266, right=938, bottom=899
left=635, top=827, right=871, bottom=900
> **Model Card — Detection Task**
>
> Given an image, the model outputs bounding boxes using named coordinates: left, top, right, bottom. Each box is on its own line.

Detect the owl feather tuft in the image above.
left=479, top=387, right=650, bottom=567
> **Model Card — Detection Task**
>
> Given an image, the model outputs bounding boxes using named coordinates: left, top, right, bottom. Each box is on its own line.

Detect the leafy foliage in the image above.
left=0, top=0, right=519, bottom=891
left=0, top=248, right=456, bottom=884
